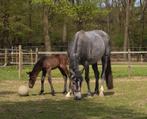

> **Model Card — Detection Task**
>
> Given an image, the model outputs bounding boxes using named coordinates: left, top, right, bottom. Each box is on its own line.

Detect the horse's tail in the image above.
left=105, top=56, right=113, bottom=89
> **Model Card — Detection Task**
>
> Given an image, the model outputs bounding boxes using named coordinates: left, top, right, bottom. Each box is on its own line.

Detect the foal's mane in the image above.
left=31, top=56, right=47, bottom=76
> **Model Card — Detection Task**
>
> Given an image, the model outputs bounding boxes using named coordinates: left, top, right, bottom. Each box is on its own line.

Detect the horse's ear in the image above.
left=80, top=68, right=84, bottom=75
left=70, top=69, right=75, bottom=75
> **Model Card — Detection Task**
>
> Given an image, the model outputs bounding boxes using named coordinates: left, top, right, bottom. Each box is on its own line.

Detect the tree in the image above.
left=43, top=4, right=51, bottom=51
left=124, top=0, right=130, bottom=59
left=0, top=0, right=32, bottom=47
left=139, top=0, right=147, bottom=50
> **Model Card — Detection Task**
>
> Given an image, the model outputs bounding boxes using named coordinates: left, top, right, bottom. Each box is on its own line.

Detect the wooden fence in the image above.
left=0, top=45, right=147, bottom=79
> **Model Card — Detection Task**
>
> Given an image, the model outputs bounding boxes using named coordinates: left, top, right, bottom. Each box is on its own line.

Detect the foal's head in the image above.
left=27, top=72, right=37, bottom=88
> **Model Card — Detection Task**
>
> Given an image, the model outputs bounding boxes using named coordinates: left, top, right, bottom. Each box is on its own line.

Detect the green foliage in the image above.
left=0, top=0, right=35, bottom=45
left=32, top=0, right=54, bottom=5
left=113, top=33, right=124, bottom=48
left=0, top=0, right=146, bottom=49
left=10, top=21, right=32, bottom=39
left=56, top=0, right=75, bottom=17
left=73, top=1, right=110, bottom=23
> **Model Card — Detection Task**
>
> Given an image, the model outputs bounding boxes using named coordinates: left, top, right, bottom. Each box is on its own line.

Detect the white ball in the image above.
left=18, top=85, right=29, bottom=96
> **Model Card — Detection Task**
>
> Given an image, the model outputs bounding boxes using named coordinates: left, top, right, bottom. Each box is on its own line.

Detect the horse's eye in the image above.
left=73, top=80, right=76, bottom=84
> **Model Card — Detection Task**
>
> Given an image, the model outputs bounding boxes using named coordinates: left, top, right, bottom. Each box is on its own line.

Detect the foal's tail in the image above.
left=105, top=56, right=113, bottom=89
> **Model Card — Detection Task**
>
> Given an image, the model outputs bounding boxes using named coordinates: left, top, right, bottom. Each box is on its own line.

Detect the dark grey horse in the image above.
left=66, top=30, right=113, bottom=100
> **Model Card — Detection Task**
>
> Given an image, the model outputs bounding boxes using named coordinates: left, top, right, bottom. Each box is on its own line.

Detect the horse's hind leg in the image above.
left=40, top=70, right=46, bottom=95
left=92, top=63, right=99, bottom=95
left=100, top=55, right=108, bottom=96
left=47, top=70, right=55, bottom=96
left=58, top=67, right=68, bottom=94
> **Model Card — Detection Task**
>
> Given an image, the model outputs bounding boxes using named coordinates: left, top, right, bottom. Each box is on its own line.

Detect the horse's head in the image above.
left=70, top=69, right=83, bottom=100
left=27, top=72, right=36, bottom=88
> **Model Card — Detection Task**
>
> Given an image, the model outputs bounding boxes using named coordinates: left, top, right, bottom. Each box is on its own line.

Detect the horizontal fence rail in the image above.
left=0, top=45, right=147, bottom=80
left=0, top=48, right=147, bottom=66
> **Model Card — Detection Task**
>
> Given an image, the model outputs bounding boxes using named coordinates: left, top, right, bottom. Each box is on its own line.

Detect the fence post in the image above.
left=128, top=49, right=131, bottom=79
left=18, top=45, right=22, bottom=80
left=11, top=47, right=14, bottom=64
left=30, top=49, right=33, bottom=65
left=35, top=48, right=38, bottom=63
left=15, top=47, right=18, bottom=65
left=4, top=48, right=8, bottom=66
left=140, top=54, right=143, bottom=63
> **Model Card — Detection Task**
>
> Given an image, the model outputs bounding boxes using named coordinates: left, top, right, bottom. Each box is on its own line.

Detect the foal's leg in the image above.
left=85, top=65, right=92, bottom=96
left=40, top=70, right=46, bottom=95
left=100, top=55, right=108, bottom=97
left=58, top=67, right=68, bottom=94
left=47, top=70, right=55, bottom=96
left=92, top=63, right=99, bottom=95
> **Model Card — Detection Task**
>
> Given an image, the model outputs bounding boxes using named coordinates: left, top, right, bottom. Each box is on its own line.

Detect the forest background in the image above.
left=0, top=0, right=146, bottom=52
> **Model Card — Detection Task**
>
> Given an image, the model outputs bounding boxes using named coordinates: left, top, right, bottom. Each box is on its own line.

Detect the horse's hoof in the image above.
left=93, top=91, right=99, bottom=96
left=87, top=92, right=92, bottom=97
left=51, top=93, right=55, bottom=96
left=51, top=91, right=55, bottom=96
left=87, top=95, right=92, bottom=98
left=65, top=92, right=71, bottom=98
left=39, top=91, right=44, bottom=95
left=62, top=90, right=67, bottom=94
left=93, top=93, right=98, bottom=96
left=99, top=92, right=104, bottom=97
left=39, top=93, right=44, bottom=95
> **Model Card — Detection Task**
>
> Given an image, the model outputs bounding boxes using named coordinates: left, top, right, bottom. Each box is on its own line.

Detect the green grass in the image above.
left=0, top=78, right=147, bottom=119
left=1, top=65, right=147, bottom=119
left=0, top=64, right=147, bottom=80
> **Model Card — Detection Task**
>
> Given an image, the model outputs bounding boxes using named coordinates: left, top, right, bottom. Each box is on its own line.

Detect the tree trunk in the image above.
left=28, top=0, right=32, bottom=44
left=139, top=0, right=146, bottom=51
left=107, top=14, right=110, bottom=35
left=43, top=5, right=51, bottom=51
left=62, top=20, right=67, bottom=43
left=123, top=0, right=130, bottom=59
left=2, top=12, right=10, bottom=48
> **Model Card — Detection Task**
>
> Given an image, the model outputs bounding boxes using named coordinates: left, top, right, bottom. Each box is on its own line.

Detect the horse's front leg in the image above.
left=47, top=71, right=55, bottom=96
left=92, top=63, right=99, bottom=96
left=66, top=78, right=72, bottom=97
left=40, top=70, right=46, bottom=95
left=84, top=64, right=92, bottom=97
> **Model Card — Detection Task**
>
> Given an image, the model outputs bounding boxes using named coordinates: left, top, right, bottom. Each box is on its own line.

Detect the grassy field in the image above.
left=0, top=77, right=147, bottom=119
left=0, top=64, right=147, bottom=80
left=0, top=65, right=147, bottom=119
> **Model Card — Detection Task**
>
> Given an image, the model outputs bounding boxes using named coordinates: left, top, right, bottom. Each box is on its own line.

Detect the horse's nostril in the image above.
left=74, top=92, right=82, bottom=100
left=74, top=96, right=81, bottom=100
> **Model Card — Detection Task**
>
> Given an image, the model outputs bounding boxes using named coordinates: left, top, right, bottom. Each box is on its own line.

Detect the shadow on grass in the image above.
left=0, top=98, right=147, bottom=119
left=104, top=91, right=115, bottom=96
left=82, top=90, right=115, bottom=98
left=31, top=92, right=67, bottom=96
left=0, top=91, right=16, bottom=96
